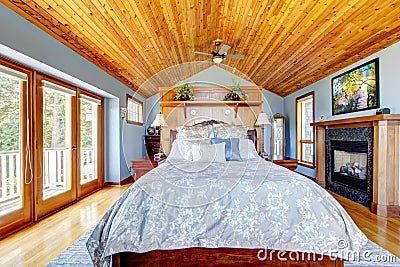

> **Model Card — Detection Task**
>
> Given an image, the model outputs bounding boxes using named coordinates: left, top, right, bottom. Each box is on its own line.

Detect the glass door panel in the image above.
left=77, top=94, right=101, bottom=198
left=0, top=63, right=32, bottom=237
left=80, top=99, right=97, bottom=184
left=42, top=87, right=72, bottom=199
left=36, top=78, right=77, bottom=218
left=0, top=76, right=22, bottom=212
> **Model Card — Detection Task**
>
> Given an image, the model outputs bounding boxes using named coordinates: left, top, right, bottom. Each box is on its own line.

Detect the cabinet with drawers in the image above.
left=145, top=135, right=161, bottom=157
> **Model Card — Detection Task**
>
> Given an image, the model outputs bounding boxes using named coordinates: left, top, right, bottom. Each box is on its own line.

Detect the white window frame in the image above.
left=126, top=94, right=143, bottom=125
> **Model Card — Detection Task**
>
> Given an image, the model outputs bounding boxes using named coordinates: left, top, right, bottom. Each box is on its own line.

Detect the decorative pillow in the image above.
left=177, top=125, right=212, bottom=139
left=239, top=139, right=259, bottom=159
left=211, top=138, right=242, bottom=161
left=168, top=138, right=210, bottom=161
left=214, top=124, right=249, bottom=139
left=191, top=142, right=226, bottom=163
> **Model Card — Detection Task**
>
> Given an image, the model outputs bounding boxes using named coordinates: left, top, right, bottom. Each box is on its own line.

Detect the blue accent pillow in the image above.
left=210, top=138, right=242, bottom=161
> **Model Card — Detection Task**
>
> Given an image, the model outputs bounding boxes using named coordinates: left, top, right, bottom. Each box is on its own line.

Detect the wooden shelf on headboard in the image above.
left=160, top=101, right=262, bottom=118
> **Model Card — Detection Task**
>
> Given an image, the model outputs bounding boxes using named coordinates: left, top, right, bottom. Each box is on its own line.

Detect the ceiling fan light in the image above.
left=213, top=57, right=223, bottom=64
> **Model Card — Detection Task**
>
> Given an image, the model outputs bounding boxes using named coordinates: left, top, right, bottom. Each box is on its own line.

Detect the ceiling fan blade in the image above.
left=225, top=54, right=245, bottom=60
left=218, top=44, right=231, bottom=55
left=195, top=51, right=213, bottom=56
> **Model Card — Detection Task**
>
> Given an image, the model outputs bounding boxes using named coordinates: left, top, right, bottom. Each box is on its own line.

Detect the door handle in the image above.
left=71, top=146, right=78, bottom=150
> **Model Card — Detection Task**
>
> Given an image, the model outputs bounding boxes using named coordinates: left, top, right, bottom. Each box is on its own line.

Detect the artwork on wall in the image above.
left=331, top=58, right=379, bottom=115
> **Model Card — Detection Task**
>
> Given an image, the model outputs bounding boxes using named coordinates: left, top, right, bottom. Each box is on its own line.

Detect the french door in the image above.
left=35, top=76, right=78, bottom=218
left=0, top=62, right=103, bottom=235
left=77, top=91, right=103, bottom=198
left=0, top=62, right=33, bottom=238
left=35, top=75, right=103, bottom=218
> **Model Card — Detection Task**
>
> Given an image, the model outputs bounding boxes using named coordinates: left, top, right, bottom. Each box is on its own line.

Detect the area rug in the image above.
left=48, top=228, right=399, bottom=267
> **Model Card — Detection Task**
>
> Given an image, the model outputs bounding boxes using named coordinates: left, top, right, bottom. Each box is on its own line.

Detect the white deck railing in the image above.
left=80, top=148, right=95, bottom=184
left=0, top=150, right=21, bottom=203
left=1, top=148, right=95, bottom=206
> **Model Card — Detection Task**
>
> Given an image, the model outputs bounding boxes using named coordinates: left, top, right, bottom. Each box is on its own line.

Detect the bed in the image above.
left=87, top=122, right=368, bottom=267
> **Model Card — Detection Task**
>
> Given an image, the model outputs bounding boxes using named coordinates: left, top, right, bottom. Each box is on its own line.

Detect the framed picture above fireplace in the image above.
left=331, top=58, right=379, bottom=115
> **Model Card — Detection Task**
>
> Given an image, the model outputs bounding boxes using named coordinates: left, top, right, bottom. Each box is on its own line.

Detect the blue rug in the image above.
left=48, top=228, right=399, bottom=267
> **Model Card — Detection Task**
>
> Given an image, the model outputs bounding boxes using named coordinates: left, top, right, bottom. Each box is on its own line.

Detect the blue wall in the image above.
left=0, top=3, right=145, bottom=182
left=283, top=41, right=400, bottom=178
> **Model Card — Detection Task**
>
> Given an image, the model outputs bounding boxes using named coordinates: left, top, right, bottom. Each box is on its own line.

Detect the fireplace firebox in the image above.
left=331, top=140, right=368, bottom=192
left=325, top=127, right=373, bottom=208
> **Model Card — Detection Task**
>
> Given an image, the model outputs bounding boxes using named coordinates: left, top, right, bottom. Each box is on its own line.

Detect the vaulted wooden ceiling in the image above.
left=3, top=0, right=400, bottom=98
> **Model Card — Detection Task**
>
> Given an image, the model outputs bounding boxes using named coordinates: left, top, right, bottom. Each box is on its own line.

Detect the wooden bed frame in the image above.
left=112, top=248, right=343, bottom=266
left=112, top=121, right=344, bottom=266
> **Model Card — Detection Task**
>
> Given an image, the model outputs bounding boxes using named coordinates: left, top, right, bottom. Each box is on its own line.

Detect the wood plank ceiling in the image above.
left=2, top=0, right=400, bottom=98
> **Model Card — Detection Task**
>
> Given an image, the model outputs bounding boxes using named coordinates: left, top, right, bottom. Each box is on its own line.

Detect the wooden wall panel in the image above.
left=160, top=86, right=263, bottom=153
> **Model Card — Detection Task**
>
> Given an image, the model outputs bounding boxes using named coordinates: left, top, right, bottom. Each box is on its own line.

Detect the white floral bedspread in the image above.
left=86, top=158, right=368, bottom=266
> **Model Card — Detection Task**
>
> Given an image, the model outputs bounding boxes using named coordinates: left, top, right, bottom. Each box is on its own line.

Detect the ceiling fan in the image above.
left=195, top=39, right=245, bottom=64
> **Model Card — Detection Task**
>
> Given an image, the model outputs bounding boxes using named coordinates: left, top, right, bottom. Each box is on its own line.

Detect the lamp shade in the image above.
left=151, top=113, right=168, bottom=127
left=255, top=112, right=271, bottom=126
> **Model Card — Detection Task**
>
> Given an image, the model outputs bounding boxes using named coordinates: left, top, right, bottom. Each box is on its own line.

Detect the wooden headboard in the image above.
left=159, top=86, right=262, bottom=154
left=169, top=129, right=257, bottom=149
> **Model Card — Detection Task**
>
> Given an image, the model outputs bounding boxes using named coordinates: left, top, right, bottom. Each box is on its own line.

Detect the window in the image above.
left=126, top=95, right=143, bottom=125
left=296, top=92, right=314, bottom=167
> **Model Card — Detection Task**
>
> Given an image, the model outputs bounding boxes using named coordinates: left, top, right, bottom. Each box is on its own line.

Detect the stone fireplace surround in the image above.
left=312, top=114, right=400, bottom=218
left=325, top=127, right=373, bottom=207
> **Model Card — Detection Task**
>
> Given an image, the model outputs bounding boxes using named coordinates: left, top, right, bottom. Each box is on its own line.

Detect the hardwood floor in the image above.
left=0, top=185, right=130, bottom=267
left=0, top=185, right=398, bottom=266
left=331, top=192, right=400, bottom=258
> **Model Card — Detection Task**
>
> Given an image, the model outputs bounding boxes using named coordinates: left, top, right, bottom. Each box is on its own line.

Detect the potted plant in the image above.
left=175, top=83, right=194, bottom=101
left=224, top=79, right=248, bottom=101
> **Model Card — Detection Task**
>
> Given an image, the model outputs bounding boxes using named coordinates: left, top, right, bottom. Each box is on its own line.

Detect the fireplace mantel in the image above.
left=311, top=114, right=400, bottom=218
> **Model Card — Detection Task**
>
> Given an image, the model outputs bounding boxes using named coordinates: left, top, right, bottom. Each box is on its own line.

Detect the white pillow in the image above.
left=168, top=138, right=210, bottom=161
left=191, top=142, right=226, bottom=163
left=239, top=139, right=259, bottom=159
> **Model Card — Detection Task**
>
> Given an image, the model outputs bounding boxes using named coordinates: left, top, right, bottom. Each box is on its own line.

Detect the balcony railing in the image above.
left=0, top=150, right=20, bottom=203
left=0, top=148, right=95, bottom=207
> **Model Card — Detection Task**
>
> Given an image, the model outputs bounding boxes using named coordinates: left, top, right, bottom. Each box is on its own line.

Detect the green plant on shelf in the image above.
left=175, top=83, right=194, bottom=101
left=224, top=79, right=248, bottom=101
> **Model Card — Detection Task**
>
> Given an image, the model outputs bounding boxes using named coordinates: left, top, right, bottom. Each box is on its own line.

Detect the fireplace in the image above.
left=331, top=140, right=368, bottom=192
left=325, top=127, right=373, bottom=208
left=312, top=115, right=400, bottom=218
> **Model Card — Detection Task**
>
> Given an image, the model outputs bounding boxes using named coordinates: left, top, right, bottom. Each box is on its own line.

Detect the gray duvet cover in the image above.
left=87, top=158, right=368, bottom=266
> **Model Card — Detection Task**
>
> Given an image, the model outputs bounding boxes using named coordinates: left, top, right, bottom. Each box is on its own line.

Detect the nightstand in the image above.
left=267, top=155, right=298, bottom=171
left=130, top=157, right=158, bottom=179
left=145, top=135, right=161, bottom=157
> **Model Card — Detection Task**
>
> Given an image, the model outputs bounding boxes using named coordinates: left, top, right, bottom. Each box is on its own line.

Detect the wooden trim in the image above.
left=105, top=176, right=135, bottom=186
left=298, top=161, right=316, bottom=169
left=311, top=114, right=400, bottom=127
left=296, top=91, right=315, bottom=165
left=371, top=202, right=400, bottom=218
left=113, top=248, right=343, bottom=267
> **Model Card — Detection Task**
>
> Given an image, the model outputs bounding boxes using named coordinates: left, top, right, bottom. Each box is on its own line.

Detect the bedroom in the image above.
left=0, top=0, right=400, bottom=266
